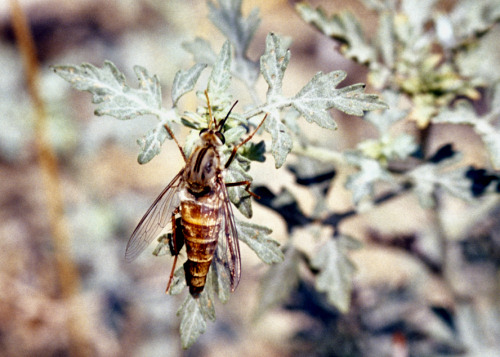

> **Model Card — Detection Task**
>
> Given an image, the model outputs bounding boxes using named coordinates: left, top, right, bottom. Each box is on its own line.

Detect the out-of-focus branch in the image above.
left=9, top=1, right=90, bottom=355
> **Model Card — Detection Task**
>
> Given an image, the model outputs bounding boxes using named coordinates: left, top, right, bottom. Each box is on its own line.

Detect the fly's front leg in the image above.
left=166, top=208, right=183, bottom=293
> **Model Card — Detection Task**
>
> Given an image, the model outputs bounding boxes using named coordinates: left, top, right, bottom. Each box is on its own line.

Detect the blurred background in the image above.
left=1, top=0, right=500, bottom=356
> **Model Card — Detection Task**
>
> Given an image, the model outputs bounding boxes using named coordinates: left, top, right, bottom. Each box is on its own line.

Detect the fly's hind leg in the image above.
left=166, top=209, right=184, bottom=293
left=225, top=181, right=260, bottom=199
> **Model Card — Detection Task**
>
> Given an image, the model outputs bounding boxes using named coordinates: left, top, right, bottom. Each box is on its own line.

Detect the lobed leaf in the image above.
left=52, top=61, right=162, bottom=120
left=177, top=296, right=207, bottom=349
left=171, top=63, right=207, bottom=106
left=311, top=236, right=360, bottom=313
left=225, top=155, right=253, bottom=218
left=296, top=3, right=375, bottom=64
left=182, top=37, right=218, bottom=66
left=408, top=154, right=473, bottom=208
left=260, top=33, right=290, bottom=101
left=237, top=220, right=282, bottom=264
left=136, top=123, right=170, bottom=164
left=293, top=71, right=388, bottom=129
left=344, top=151, right=394, bottom=204
left=207, top=41, right=233, bottom=105
left=207, top=0, right=260, bottom=57
left=264, top=109, right=293, bottom=169
left=254, top=246, right=301, bottom=319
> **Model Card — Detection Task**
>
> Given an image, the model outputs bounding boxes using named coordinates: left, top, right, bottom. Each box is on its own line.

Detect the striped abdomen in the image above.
left=180, top=189, right=222, bottom=297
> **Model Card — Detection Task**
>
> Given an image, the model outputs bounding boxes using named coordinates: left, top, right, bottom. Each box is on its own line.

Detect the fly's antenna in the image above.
left=218, top=100, right=238, bottom=132
left=205, top=90, right=215, bottom=129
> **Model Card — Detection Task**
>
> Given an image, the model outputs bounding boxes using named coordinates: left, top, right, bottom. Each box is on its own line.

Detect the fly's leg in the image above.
left=166, top=209, right=183, bottom=293
left=224, top=114, right=268, bottom=169
left=225, top=181, right=260, bottom=199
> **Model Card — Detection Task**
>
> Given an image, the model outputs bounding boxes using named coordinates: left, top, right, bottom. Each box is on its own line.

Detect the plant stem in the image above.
left=10, top=1, right=90, bottom=355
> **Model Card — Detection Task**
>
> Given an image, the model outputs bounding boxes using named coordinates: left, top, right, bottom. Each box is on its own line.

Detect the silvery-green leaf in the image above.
left=265, top=108, right=293, bottom=169
left=137, top=123, right=169, bottom=164
left=311, top=236, right=360, bottom=313
left=401, top=0, right=437, bottom=35
left=295, top=4, right=375, bottom=64
left=344, top=151, right=394, bottom=204
left=293, top=71, right=388, bottom=129
left=197, top=286, right=216, bottom=322
left=209, top=251, right=231, bottom=303
left=364, top=91, right=406, bottom=133
left=52, top=61, right=162, bottom=120
left=408, top=154, right=473, bottom=207
left=433, top=101, right=480, bottom=125
left=182, top=37, right=218, bottom=65
left=223, top=126, right=246, bottom=145
left=377, top=11, right=395, bottom=68
left=225, top=156, right=253, bottom=217
left=168, top=267, right=186, bottom=296
left=260, top=33, right=290, bottom=101
left=434, top=100, right=500, bottom=169
left=152, top=234, right=170, bottom=256
left=177, top=295, right=207, bottom=349
left=475, top=121, right=500, bottom=170
left=207, top=0, right=260, bottom=56
left=171, top=63, right=207, bottom=106
left=237, top=220, right=281, bottom=264
left=207, top=41, right=232, bottom=101
left=449, top=0, right=500, bottom=41
left=254, top=246, right=301, bottom=319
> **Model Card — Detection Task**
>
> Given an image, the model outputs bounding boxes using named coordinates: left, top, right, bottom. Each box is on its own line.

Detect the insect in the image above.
left=125, top=91, right=267, bottom=298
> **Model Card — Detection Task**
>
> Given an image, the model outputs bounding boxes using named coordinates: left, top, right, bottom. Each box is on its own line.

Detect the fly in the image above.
left=125, top=91, right=267, bottom=298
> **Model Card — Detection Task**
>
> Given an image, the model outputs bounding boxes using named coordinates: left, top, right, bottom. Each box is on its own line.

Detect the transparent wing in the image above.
left=215, top=179, right=242, bottom=292
left=125, top=170, right=184, bottom=262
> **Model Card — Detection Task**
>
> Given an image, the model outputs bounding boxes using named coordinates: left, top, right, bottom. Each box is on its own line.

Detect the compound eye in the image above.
left=216, top=132, right=225, bottom=144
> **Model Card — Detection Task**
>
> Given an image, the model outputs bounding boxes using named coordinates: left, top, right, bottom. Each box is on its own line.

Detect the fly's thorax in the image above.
left=183, top=142, right=222, bottom=195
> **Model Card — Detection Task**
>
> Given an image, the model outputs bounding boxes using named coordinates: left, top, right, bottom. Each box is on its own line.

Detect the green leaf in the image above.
left=52, top=61, right=162, bottom=120
left=254, top=246, right=301, bottom=319
left=295, top=4, right=375, bottom=64
left=260, top=33, right=290, bottom=101
left=311, top=236, right=360, bottom=313
left=136, top=123, right=170, bottom=164
left=171, top=63, right=207, bottom=106
left=293, top=71, right=388, bottom=129
left=240, top=141, right=266, bottom=162
left=177, top=295, right=207, bottom=349
left=237, top=220, right=282, bottom=264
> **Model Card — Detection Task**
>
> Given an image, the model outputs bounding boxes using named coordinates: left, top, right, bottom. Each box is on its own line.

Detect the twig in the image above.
left=9, top=1, right=90, bottom=355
